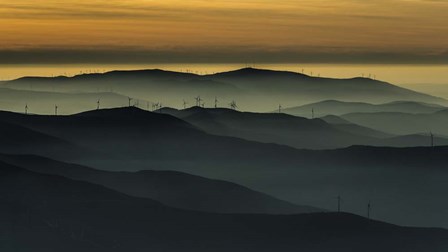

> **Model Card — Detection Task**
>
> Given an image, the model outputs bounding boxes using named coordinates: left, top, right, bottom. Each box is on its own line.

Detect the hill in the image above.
left=283, top=100, right=445, bottom=118
left=1, top=160, right=447, bottom=252
left=0, top=153, right=320, bottom=214
left=2, top=68, right=445, bottom=112
left=1, top=108, right=448, bottom=227
left=0, top=87, right=129, bottom=115
left=341, top=109, right=448, bottom=136
left=161, top=106, right=446, bottom=149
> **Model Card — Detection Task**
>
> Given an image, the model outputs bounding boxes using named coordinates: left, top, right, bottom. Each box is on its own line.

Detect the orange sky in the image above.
left=1, top=0, right=447, bottom=63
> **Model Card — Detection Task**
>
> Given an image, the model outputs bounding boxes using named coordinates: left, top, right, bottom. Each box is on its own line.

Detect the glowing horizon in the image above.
left=1, top=0, right=447, bottom=64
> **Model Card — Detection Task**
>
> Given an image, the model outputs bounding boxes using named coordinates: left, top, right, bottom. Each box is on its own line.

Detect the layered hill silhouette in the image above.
left=1, top=160, right=447, bottom=252
left=0, top=87, right=128, bottom=115
left=320, top=115, right=393, bottom=138
left=283, top=100, right=445, bottom=118
left=0, top=120, right=83, bottom=158
left=0, top=153, right=319, bottom=214
left=160, top=106, right=447, bottom=148
left=2, top=68, right=445, bottom=111
left=1, top=108, right=448, bottom=227
left=341, top=109, right=448, bottom=136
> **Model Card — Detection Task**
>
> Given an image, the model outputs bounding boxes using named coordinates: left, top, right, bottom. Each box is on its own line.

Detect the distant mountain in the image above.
left=2, top=68, right=445, bottom=112
left=1, top=160, right=447, bottom=252
left=341, top=109, right=448, bottom=136
left=0, top=153, right=320, bottom=214
left=283, top=100, right=445, bottom=118
left=0, top=87, right=129, bottom=115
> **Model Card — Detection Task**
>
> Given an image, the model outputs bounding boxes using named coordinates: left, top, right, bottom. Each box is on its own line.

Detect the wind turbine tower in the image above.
left=367, top=201, right=371, bottom=219
left=230, top=100, right=238, bottom=110
left=215, top=97, right=219, bottom=108
left=337, top=196, right=342, bottom=212
left=430, top=131, right=434, bottom=147
left=97, top=99, right=100, bottom=110
left=25, top=104, right=28, bottom=115
left=278, top=104, right=282, bottom=113
left=195, top=96, right=202, bottom=107
left=55, top=105, right=58, bottom=116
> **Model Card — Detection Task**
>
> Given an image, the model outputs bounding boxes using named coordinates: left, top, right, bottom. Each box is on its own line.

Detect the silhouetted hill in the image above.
left=0, top=87, right=129, bottom=115
left=341, top=109, right=448, bottom=136
left=160, top=106, right=386, bottom=149
left=283, top=100, right=445, bottom=118
left=321, top=115, right=393, bottom=138
left=161, top=106, right=443, bottom=149
left=0, top=154, right=320, bottom=214
left=2, top=68, right=445, bottom=112
left=1, top=160, right=447, bottom=252
left=0, top=119, right=82, bottom=158
left=2, top=108, right=448, bottom=227
left=207, top=68, right=446, bottom=105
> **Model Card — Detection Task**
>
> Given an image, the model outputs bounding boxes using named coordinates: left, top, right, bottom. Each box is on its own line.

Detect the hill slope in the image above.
left=0, top=153, right=320, bottom=214
left=1, top=160, right=447, bottom=252
left=1, top=108, right=448, bottom=228
left=283, top=100, right=445, bottom=118
left=161, top=106, right=446, bottom=149
left=2, top=68, right=445, bottom=111
left=0, top=87, right=129, bottom=115
left=341, top=109, right=448, bottom=136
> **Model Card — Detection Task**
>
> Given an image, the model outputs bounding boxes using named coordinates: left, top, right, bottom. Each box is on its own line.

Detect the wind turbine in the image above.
left=430, top=131, right=434, bottom=147
left=97, top=99, right=100, bottom=110
left=229, top=100, right=238, bottom=110
left=25, top=104, right=28, bottom=115
left=195, top=96, right=201, bottom=106
left=158, top=103, right=163, bottom=112
left=278, top=104, right=282, bottom=113
left=367, top=200, right=371, bottom=219
left=337, top=195, right=342, bottom=212
left=214, top=97, right=219, bottom=108
left=55, top=105, right=58, bottom=116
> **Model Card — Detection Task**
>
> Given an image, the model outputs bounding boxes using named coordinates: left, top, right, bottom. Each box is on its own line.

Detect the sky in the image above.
left=0, top=0, right=448, bottom=64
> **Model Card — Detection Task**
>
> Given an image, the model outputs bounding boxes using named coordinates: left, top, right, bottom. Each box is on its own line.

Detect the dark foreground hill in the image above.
left=0, top=154, right=319, bottom=214
left=1, top=161, right=447, bottom=252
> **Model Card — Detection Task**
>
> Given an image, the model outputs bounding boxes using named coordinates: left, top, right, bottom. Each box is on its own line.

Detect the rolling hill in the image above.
left=160, top=106, right=447, bottom=149
left=0, top=87, right=129, bottom=115
left=283, top=100, right=445, bottom=118
left=341, top=109, right=448, bottom=136
left=0, top=153, right=320, bottom=214
left=1, top=108, right=448, bottom=227
left=1, top=160, right=447, bottom=252
left=2, top=68, right=445, bottom=112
